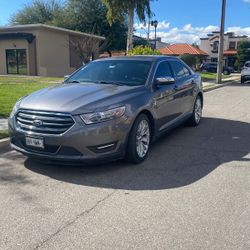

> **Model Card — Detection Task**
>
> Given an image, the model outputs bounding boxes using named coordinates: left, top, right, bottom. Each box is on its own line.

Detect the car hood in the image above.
left=19, top=83, right=146, bottom=114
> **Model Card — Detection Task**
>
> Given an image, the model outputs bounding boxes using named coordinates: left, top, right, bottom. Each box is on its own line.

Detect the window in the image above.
left=155, top=61, right=173, bottom=79
left=212, top=41, right=219, bottom=52
left=6, top=49, right=27, bottom=75
left=169, top=61, right=190, bottom=79
left=229, top=41, right=236, bottom=49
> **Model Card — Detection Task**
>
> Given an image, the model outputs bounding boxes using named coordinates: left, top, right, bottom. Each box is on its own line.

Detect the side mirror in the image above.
left=155, top=77, right=175, bottom=85
left=64, top=75, right=70, bottom=81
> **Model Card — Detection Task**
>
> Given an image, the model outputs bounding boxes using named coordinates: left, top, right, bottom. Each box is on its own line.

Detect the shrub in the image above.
left=180, top=54, right=197, bottom=68
left=128, top=45, right=162, bottom=56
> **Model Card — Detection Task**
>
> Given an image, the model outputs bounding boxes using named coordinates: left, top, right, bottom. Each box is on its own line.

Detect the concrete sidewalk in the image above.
left=0, top=119, right=8, bottom=130
left=202, top=73, right=240, bottom=91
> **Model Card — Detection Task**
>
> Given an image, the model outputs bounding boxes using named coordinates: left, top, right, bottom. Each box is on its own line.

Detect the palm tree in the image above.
left=101, top=0, right=153, bottom=53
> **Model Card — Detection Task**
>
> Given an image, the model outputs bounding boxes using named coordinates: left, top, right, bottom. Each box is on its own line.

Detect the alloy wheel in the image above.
left=136, top=119, right=150, bottom=158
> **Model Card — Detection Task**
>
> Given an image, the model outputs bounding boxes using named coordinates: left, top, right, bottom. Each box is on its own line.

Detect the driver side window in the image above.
left=155, top=61, right=173, bottom=79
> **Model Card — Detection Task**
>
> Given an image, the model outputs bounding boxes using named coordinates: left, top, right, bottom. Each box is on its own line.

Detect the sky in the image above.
left=0, top=0, right=250, bottom=44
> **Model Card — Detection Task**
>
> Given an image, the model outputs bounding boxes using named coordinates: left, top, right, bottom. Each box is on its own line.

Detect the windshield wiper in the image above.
left=98, top=81, right=124, bottom=86
left=67, top=80, right=80, bottom=83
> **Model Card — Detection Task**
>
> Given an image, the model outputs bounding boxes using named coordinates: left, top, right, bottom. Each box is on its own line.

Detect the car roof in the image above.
left=95, top=55, right=177, bottom=63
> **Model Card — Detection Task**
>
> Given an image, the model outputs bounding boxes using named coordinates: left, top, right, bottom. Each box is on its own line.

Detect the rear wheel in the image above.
left=127, top=114, right=151, bottom=164
left=187, top=96, right=202, bottom=126
left=241, top=77, right=245, bottom=84
left=223, top=70, right=229, bottom=75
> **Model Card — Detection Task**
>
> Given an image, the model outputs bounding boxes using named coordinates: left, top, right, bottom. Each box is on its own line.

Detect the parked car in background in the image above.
left=241, top=61, right=250, bottom=83
left=9, top=56, right=203, bottom=164
left=200, top=62, right=233, bottom=75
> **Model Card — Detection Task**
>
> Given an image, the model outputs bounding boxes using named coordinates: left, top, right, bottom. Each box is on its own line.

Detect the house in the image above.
left=0, top=24, right=105, bottom=77
left=159, top=43, right=208, bottom=57
left=200, top=31, right=248, bottom=68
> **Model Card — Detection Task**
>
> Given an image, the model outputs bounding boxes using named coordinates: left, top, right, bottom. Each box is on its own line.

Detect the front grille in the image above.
left=16, top=109, right=75, bottom=135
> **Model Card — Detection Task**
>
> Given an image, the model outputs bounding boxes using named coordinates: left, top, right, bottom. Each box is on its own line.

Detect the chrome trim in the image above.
left=97, top=143, right=115, bottom=150
left=16, top=109, right=75, bottom=135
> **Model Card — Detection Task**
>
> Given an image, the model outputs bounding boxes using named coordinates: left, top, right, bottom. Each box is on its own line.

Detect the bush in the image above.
left=180, top=54, right=197, bottom=68
left=237, top=40, right=250, bottom=69
left=128, top=45, right=162, bottom=56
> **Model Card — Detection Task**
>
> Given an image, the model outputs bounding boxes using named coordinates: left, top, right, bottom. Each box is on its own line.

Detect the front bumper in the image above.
left=9, top=114, right=132, bottom=163
left=241, top=75, right=250, bottom=81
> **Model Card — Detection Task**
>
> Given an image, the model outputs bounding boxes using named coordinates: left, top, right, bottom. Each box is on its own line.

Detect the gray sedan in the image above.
left=8, top=56, right=203, bottom=164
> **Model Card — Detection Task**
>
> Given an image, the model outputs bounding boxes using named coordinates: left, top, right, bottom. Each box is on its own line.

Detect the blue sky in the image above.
left=1, top=0, right=250, bottom=43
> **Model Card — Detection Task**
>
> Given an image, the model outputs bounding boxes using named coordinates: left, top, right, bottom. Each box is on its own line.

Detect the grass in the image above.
left=0, top=130, right=9, bottom=139
left=201, top=72, right=230, bottom=81
left=0, top=76, right=63, bottom=118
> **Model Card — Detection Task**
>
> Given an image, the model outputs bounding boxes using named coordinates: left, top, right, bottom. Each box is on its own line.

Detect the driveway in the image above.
left=1, top=82, right=250, bottom=250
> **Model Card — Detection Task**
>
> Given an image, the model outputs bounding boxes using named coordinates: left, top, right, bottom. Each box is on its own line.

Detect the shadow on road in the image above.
left=24, top=117, right=250, bottom=190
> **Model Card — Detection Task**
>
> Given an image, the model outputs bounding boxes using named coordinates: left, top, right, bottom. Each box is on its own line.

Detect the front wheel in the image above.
left=127, top=114, right=151, bottom=164
left=241, top=77, right=245, bottom=84
left=187, top=96, right=202, bottom=126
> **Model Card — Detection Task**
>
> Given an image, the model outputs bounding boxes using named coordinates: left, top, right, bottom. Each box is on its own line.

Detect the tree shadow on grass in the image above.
left=24, top=117, right=250, bottom=190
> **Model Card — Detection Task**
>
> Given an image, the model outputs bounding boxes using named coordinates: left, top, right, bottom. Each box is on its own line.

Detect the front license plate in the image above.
left=25, top=136, right=44, bottom=149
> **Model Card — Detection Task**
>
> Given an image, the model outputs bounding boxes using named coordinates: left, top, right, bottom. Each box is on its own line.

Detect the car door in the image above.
left=152, top=61, right=181, bottom=131
left=169, top=60, right=196, bottom=115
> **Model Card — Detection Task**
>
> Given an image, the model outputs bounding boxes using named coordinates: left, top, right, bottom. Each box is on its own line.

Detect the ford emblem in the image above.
left=33, top=119, right=43, bottom=127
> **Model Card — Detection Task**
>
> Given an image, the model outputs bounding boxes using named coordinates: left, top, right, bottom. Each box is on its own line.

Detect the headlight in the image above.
left=80, top=106, right=126, bottom=124
left=9, top=100, right=21, bottom=118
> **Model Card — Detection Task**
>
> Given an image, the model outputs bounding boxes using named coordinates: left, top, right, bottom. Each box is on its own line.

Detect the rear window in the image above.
left=245, top=62, right=250, bottom=67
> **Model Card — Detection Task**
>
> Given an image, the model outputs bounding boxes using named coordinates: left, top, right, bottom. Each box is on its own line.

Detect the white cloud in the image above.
left=135, top=22, right=250, bottom=44
left=243, top=0, right=250, bottom=3
left=134, top=20, right=170, bottom=31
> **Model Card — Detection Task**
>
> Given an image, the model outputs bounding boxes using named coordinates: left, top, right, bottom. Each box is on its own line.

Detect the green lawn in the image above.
left=201, top=72, right=230, bottom=81
left=0, top=76, right=63, bottom=118
left=0, top=130, right=9, bottom=139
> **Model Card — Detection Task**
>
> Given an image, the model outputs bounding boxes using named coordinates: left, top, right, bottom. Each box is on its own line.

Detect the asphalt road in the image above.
left=1, top=82, right=250, bottom=250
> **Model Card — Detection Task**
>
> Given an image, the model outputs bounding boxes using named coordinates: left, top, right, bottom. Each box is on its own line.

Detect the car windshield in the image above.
left=66, top=60, right=152, bottom=86
left=245, top=62, right=250, bottom=67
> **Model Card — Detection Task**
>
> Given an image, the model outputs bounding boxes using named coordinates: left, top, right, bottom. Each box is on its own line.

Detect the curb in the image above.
left=0, top=138, right=10, bottom=153
left=203, top=79, right=239, bottom=93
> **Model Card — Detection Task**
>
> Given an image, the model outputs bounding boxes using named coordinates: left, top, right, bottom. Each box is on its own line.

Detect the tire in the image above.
left=126, top=114, right=151, bottom=164
left=241, top=77, right=245, bottom=84
left=223, top=70, right=229, bottom=75
left=187, top=95, right=202, bottom=126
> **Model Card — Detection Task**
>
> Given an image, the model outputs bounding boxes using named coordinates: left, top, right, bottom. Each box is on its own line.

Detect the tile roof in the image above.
left=159, top=43, right=208, bottom=56
left=223, top=49, right=237, bottom=56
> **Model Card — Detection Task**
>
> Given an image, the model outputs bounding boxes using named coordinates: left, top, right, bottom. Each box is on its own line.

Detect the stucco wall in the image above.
left=35, top=29, right=72, bottom=77
left=0, top=39, right=29, bottom=75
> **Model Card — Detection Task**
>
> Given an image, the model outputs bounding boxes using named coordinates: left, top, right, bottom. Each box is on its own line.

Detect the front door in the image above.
left=169, top=60, right=195, bottom=115
left=152, top=61, right=180, bottom=131
left=6, top=49, right=27, bottom=75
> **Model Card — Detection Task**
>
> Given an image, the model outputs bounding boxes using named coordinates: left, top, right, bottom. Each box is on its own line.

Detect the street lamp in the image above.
left=151, top=20, right=158, bottom=50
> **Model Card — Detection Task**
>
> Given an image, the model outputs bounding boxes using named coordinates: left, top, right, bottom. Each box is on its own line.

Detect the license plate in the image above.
left=25, top=136, right=44, bottom=149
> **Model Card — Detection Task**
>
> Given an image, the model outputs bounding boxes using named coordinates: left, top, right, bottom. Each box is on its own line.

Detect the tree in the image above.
left=69, top=36, right=100, bottom=64
left=180, top=54, right=197, bottom=69
left=101, top=0, right=154, bottom=53
left=236, top=40, right=250, bottom=69
left=10, top=0, right=64, bottom=25
left=64, top=0, right=127, bottom=53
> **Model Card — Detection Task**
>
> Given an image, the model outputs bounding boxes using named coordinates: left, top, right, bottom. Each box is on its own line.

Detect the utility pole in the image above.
left=147, top=20, right=150, bottom=42
left=217, top=0, right=226, bottom=84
